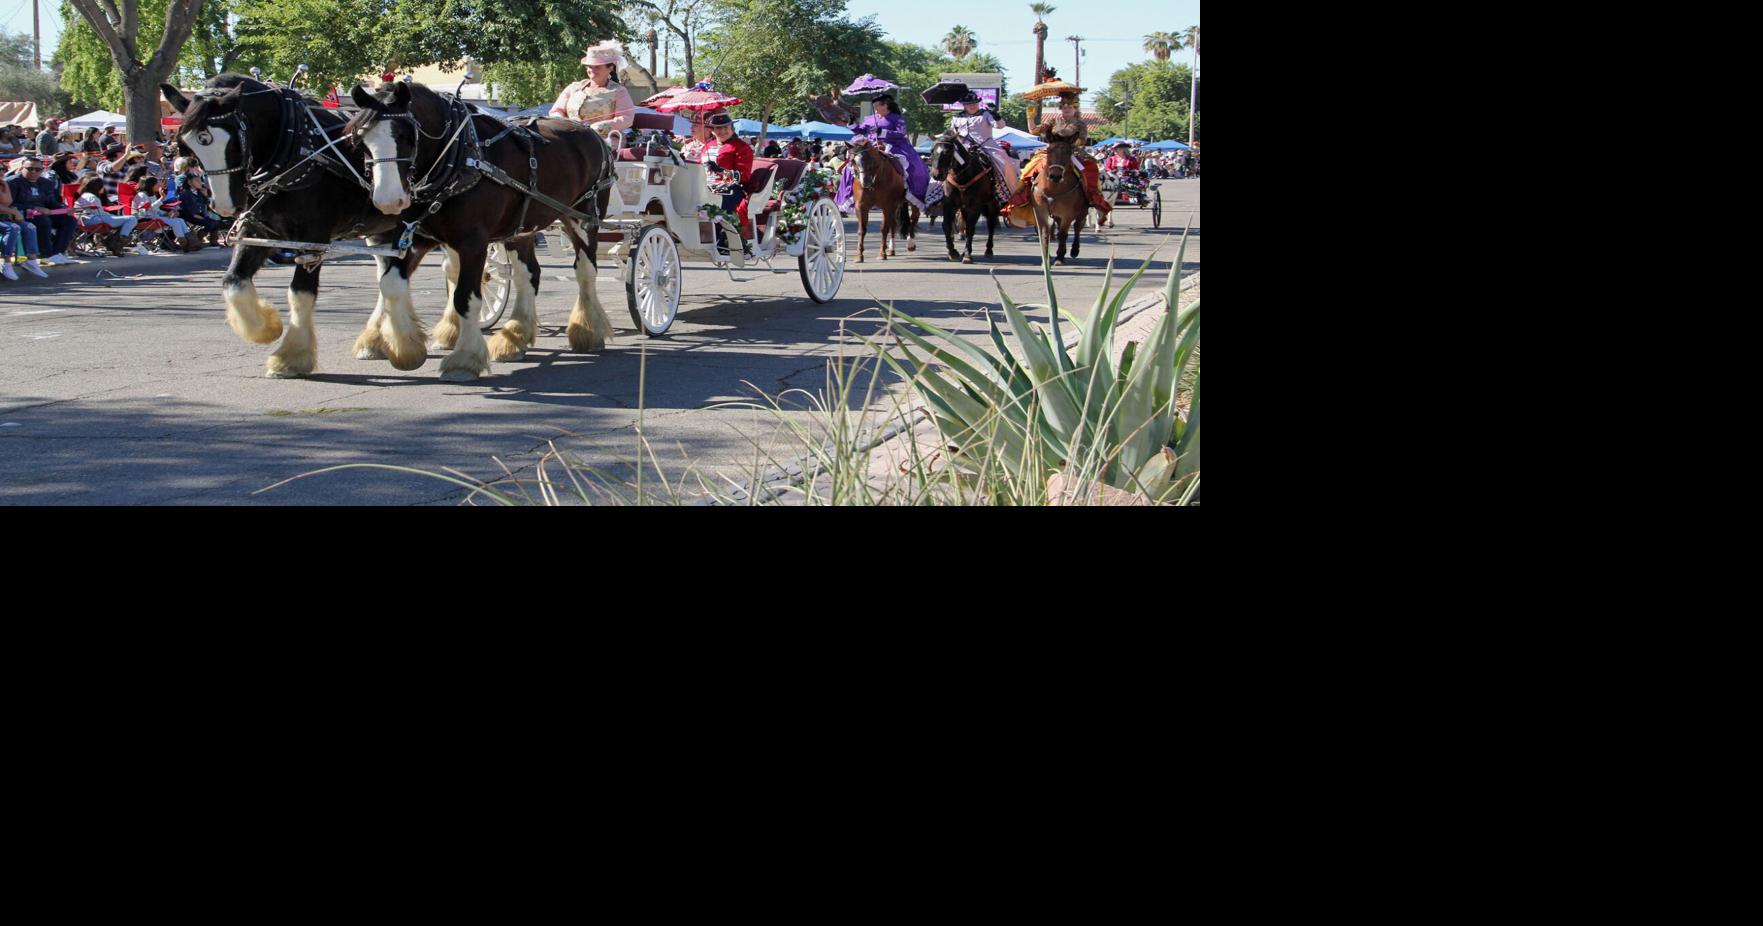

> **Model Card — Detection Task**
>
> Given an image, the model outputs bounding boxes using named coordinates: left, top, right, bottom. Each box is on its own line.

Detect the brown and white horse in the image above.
left=348, top=81, right=616, bottom=381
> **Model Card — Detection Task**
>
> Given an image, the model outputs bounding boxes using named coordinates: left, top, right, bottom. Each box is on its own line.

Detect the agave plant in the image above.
left=882, top=229, right=1199, bottom=503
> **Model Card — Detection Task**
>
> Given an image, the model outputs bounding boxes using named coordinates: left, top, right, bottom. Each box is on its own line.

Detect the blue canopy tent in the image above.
left=1140, top=139, right=1191, bottom=151
left=782, top=121, right=855, bottom=141
left=1093, top=137, right=1144, bottom=149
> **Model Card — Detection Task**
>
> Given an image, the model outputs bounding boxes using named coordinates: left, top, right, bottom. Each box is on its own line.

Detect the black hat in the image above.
left=958, top=90, right=981, bottom=104
left=872, top=93, right=897, bottom=108
left=705, top=112, right=734, bottom=128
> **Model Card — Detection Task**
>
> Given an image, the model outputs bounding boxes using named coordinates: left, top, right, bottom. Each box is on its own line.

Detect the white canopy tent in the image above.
left=0, top=101, right=44, bottom=129
left=65, top=110, right=129, bottom=129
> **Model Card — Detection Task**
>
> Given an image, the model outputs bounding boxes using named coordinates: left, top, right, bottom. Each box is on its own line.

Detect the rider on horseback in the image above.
left=550, top=40, right=636, bottom=147
left=1004, top=71, right=1111, bottom=225
left=834, top=93, right=930, bottom=213
left=949, top=89, right=1020, bottom=200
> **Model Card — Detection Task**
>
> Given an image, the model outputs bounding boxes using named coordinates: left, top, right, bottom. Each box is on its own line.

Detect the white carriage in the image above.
left=597, top=128, right=847, bottom=335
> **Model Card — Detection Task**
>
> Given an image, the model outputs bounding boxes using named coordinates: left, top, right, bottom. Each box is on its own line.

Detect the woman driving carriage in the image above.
left=1004, top=72, right=1111, bottom=224
left=1103, top=142, right=1140, bottom=174
left=949, top=90, right=1021, bottom=197
left=549, top=41, right=636, bottom=147
left=833, top=93, right=929, bottom=213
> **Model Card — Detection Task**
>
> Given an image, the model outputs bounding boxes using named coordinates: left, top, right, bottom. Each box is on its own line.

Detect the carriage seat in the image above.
left=744, top=157, right=808, bottom=197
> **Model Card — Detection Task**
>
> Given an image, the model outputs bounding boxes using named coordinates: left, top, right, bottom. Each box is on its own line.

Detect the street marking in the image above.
left=19, top=332, right=61, bottom=340
left=8, top=309, right=63, bottom=316
left=1, top=422, right=20, bottom=428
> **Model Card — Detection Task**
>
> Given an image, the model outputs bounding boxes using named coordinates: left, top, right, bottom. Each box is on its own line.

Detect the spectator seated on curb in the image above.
left=6, top=155, right=77, bottom=265
left=0, top=170, right=50, bottom=279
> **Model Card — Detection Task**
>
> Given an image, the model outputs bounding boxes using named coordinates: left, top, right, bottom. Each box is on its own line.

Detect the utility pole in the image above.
left=34, top=0, right=42, bottom=70
left=1067, top=35, right=1084, bottom=92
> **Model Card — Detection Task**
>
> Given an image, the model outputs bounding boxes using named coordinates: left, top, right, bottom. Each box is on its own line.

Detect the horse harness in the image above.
left=194, top=85, right=375, bottom=202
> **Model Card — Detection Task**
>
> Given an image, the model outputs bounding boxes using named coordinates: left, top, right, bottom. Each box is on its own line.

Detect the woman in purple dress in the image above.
left=834, top=94, right=929, bottom=212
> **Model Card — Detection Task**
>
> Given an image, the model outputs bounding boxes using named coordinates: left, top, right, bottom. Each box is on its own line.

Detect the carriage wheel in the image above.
left=627, top=224, right=682, bottom=337
left=477, top=242, right=514, bottom=331
left=798, top=198, right=845, bottom=304
left=1151, top=189, right=1163, bottom=229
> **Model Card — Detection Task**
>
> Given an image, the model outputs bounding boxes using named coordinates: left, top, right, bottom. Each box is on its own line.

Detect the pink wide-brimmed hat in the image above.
left=581, top=41, right=626, bottom=68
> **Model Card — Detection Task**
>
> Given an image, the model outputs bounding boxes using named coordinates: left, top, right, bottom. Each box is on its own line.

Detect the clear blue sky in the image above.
left=17, top=0, right=1199, bottom=108
left=843, top=0, right=1200, bottom=107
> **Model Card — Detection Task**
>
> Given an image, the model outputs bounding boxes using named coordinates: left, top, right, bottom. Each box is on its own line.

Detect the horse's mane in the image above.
left=182, top=72, right=343, bottom=133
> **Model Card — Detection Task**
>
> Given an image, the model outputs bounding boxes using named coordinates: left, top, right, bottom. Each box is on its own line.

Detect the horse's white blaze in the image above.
left=184, top=127, right=237, bottom=216
left=362, top=120, right=410, bottom=214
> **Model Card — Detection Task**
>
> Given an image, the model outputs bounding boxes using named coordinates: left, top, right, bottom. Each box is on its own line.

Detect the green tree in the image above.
left=699, top=0, right=885, bottom=146
left=942, top=25, right=976, bottom=60
left=64, top=0, right=205, bottom=157
left=1093, top=58, right=1194, bottom=140
left=1, top=31, right=70, bottom=114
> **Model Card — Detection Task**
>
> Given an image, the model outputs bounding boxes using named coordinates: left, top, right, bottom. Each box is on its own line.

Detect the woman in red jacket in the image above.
left=702, top=111, right=754, bottom=254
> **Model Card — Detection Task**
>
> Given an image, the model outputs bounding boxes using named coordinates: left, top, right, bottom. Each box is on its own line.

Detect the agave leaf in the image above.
left=1119, top=340, right=1138, bottom=382
left=995, top=279, right=1089, bottom=447
left=891, top=323, right=1012, bottom=404
left=1073, top=255, right=1116, bottom=370
left=1038, top=237, right=1072, bottom=377
left=887, top=306, right=1017, bottom=395
left=1164, top=225, right=1190, bottom=307
left=1129, top=446, right=1178, bottom=500
left=1176, top=368, right=1200, bottom=478
left=1115, top=285, right=1182, bottom=479
left=988, top=316, right=1036, bottom=401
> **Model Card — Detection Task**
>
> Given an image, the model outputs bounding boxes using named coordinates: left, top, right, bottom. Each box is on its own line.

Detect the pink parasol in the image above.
left=655, top=81, right=745, bottom=113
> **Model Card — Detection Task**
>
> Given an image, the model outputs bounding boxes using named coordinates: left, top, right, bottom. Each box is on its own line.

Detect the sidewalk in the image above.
left=0, top=245, right=234, bottom=294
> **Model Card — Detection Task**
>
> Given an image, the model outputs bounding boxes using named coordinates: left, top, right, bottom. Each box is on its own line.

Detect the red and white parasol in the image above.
left=655, top=81, right=745, bottom=113
left=639, top=86, right=688, bottom=108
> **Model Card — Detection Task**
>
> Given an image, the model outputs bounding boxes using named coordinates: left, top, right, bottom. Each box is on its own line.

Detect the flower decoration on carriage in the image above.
left=776, top=165, right=839, bottom=246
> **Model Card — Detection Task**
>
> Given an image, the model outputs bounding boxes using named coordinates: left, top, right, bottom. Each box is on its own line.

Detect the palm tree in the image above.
left=1030, top=4, right=1055, bottom=124
left=1143, top=31, right=1181, bottom=62
left=944, top=26, right=979, bottom=61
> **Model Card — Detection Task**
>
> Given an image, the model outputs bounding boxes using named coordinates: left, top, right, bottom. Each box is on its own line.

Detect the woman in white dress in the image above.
left=948, top=90, right=1020, bottom=197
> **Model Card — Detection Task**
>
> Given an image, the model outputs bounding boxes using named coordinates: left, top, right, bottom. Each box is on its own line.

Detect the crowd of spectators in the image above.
left=1, top=119, right=224, bottom=285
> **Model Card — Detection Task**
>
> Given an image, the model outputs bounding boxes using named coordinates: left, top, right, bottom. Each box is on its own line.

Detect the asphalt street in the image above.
left=0, top=178, right=1199, bottom=503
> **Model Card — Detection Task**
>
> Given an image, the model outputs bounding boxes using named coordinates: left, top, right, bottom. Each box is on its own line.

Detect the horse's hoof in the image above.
left=962, top=256, right=973, bottom=264
left=1055, top=258, right=1066, bottom=265
left=908, top=243, right=916, bottom=252
left=949, top=252, right=961, bottom=262
left=438, top=369, right=481, bottom=383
